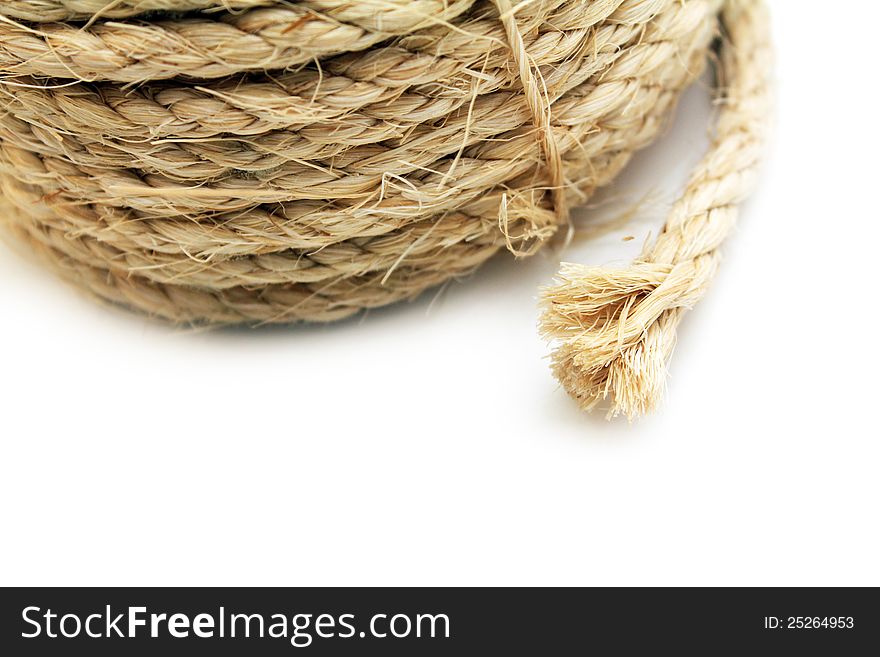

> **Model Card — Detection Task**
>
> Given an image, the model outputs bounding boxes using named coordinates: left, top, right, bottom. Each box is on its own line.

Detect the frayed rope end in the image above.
left=540, top=260, right=711, bottom=420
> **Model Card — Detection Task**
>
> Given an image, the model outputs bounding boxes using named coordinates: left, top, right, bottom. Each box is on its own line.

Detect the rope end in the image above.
left=540, top=262, right=695, bottom=420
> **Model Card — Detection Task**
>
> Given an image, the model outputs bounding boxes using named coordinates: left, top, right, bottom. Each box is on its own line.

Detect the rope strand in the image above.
left=541, top=0, right=772, bottom=418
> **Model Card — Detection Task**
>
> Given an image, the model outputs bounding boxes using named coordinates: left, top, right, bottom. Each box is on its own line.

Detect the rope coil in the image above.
left=0, top=0, right=771, bottom=417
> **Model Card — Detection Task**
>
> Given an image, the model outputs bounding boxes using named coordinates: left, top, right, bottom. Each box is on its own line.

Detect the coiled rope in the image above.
left=0, top=0, right=770, bottom=417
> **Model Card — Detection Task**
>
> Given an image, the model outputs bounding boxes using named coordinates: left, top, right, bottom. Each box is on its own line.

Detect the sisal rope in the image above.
left=541, top=0, right=771, bottom=417
left=0, top=0, right=770, bottom=417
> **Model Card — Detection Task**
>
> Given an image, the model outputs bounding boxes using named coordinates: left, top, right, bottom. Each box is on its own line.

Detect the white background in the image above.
left=1, top=2, right=878, bottom=586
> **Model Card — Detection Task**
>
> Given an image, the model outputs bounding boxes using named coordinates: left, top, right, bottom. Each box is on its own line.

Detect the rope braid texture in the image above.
left=0, top=0, right=770, bottom=418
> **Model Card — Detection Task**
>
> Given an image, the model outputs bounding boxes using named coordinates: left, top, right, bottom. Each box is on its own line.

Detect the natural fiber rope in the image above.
left=542, top=0, right=771, bottom=417
left=0, top=0, right=770, bottom=417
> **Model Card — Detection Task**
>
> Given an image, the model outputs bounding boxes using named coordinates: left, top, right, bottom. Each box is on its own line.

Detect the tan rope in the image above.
left=0, top=0, right=770, bottom=416
left=2, top=2, right=276, bottom=22
left=541, top=0, right=772, bottom=418
left=0, top=1, right=470, bottom=26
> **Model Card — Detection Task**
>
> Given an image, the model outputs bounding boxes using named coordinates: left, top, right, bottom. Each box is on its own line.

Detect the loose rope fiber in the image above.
left=0, top=0, right=770, bottom=417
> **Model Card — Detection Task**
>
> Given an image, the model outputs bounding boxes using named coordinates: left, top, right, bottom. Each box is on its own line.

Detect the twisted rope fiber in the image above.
left=0, top=0, right=770, bottom=417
